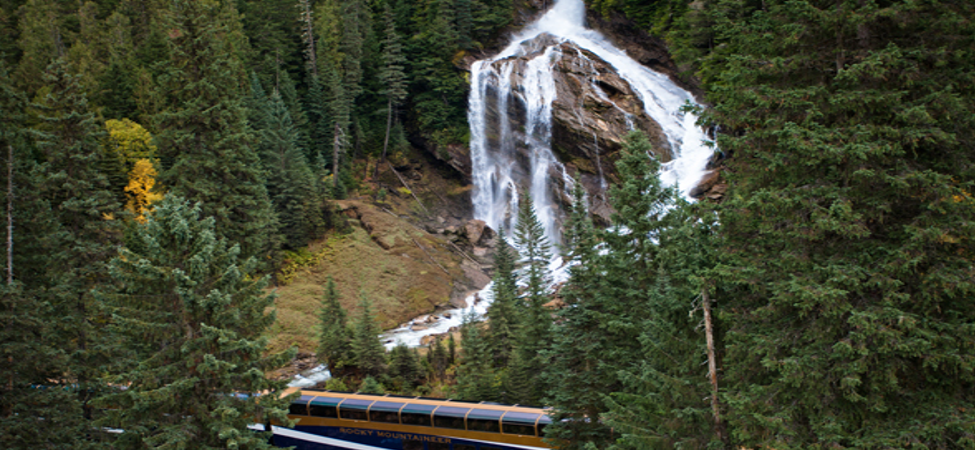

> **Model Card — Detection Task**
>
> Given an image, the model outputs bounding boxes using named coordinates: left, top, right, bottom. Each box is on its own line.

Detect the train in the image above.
left=269, top=388, right=553, bottom=450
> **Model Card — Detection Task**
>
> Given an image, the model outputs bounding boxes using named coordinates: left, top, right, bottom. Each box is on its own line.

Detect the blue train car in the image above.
left=271, top=389, right=552, bottom=450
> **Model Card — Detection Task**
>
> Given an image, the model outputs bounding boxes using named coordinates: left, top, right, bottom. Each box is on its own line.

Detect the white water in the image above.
left=376, top=0, right=714, bottom=352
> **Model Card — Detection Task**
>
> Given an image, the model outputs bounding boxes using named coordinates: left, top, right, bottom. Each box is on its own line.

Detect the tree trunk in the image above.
left=6, top=144, right=12, bottom=285
left=375, top=98, right=393, bottom=179
left=333, top=122, right=342, bottom=190
left=702, top=288, right=724, bottom=442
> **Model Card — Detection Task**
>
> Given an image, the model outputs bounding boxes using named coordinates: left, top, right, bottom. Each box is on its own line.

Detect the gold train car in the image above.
left=270, top=388, right=553, bottom=450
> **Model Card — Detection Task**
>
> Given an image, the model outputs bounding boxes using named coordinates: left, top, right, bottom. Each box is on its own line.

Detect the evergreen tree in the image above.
left=96, top=58, right=137, bottom=120
left=97, top=196, right=294, bottom=449
left=702, top=0, right=975, bottom=447
left=427, top=339, right=448, bottom=380
left=351, top=292, right=386, bottom=377
left=318, top=276, right=353, bottom=373
left=543, top=132, right=675, bottom=448
left=511, top=191, right=551, bottom=405
left=377, top=3, right=407, bottom=175
left=359, top=376, right=385, bottom=394
left=0, top=59, right=93, bottom=449
left=603, top=199, right=725, bottom=450
left=32, top=58, right=122, bottom=435
left=255, top=87, right=320, bottom=249
left=485, top=229, right=518, bottom=368
left=151, top=0, right=279, bottom=263
left=455, top=315, right=499, bottom=401
left=388, top=343, right=423, bottom=391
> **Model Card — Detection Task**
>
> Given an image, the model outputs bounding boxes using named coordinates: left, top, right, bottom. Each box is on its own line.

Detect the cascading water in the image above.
left=470, top=0, right=714, bottom=247
left=370, top=0, right=715, bottom=352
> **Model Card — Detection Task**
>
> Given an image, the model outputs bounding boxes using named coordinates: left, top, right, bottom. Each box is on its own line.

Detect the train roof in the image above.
left=285, top=387, right=552, bottom=415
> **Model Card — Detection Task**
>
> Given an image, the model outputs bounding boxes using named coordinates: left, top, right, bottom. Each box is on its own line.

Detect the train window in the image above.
left=501, top=412, right=539, bottom=436
left=466, top=409, right=503, bottom=433
left=369, top=401, right=405, bottom=424
left=428, top=443, right=450, bottom=450
left=339, top=399, right=373, bottom=421
left=403, top=440, right=424, bottom=450
left=400, top=403, right=436, bottom=427
left=308, top=397, right=341, bottom=418
left=289, top=395, right=315, bottom=416
left=433, top=406, right=470, bottom=430
left=536, top=414, right=552, bottom=436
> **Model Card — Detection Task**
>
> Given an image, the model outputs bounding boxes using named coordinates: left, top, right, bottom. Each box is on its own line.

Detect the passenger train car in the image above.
left=271, top=388, right=553, bottom=450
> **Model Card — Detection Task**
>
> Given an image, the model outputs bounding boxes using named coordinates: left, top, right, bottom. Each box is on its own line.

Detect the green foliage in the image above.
left=151, top=0, right=279, bottom=265
left=455, top=313, right=500, bottom=402
left=701, top=0, right=975, bottom=447
left=359, top=376, right=386, bottom=394
left=98, top=196, right=294, bottom=449
left=485, top=230, right=518, bottom=368
left=351, top=292, right=387, bottom=377
left=388, top=343, right=424, bottom=391
left=32, top=58, right=122, bottom=435
left=252, top=80, right=322, bottom=249
left=318, top=276, right=353, bottom=373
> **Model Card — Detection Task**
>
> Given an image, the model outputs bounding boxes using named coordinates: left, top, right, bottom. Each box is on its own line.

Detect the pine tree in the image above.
left=455, top=316, right=499, bottom=402
left=426, top=336, right=450, bottom=382
left=376, top=3, right=407, bottom=176
left=318, top=276, right=353, bottom=373
left=511, top=191, right=551, bottom=405
left=485, top=229, right=518, bottom=368
left=359, top=376, right=385, bottom=394
left=388, top=343, right=423, bottom=391
left=543, top=132, right=675, bottom=449
left=32, top=58, right=122, bottom=435
left=255, top=87, right=320, bottom=249
left=152, top=0, right=279, bottom=263
left=0, top=59, right=92, bottom=449
left=97, top=196, right=294, bottom=449
left=351, top=292, right=386, bottom=377
left=701, top=0, right=975, bottom=446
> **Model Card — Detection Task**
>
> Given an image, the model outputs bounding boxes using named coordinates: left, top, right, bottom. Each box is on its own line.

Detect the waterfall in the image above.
left=376, top=0, right=715, bottom=350
left=469, top=0, right=714, bottom=247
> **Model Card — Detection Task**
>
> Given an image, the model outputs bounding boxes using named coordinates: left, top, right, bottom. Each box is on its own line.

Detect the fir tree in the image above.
left=32, top=58, right=122, bottom=435
left=455, top=315, right=499, bottom=402
left=256, top=88, right=320, bottom=249
left=485, top=229, right=518, bottom=368
left=151, top=0, right=279, bottom=263
left=511, top=191, right=551, bottom=405
left=703, top=0, right=975, bottom=446
left=377, top=3, right=407, bottom=176
left=97, top=196, right=294, bottom=449
left=0, top=59, right=93, bottom=449
left=359, top=376, right=386, bottom=394
left=388, top=343, right=424, bottom=391
left=351, top=292, right=386, bottom=377
left=318, top=276, right=353, bottom=373
left=543, top=131, right=675, bottom=448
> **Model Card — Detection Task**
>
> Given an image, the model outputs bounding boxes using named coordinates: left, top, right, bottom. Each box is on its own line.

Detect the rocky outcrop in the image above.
left=482, top=33, right=673, bottom=224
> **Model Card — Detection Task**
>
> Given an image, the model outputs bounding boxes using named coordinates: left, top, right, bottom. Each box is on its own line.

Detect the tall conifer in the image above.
left=318, top=276, right=353, bottom=373
left=152, top=0, right=279, bottom=263
left=703, top=0, right=975, bottom=446
left=98, top=196, right=293, bottom=449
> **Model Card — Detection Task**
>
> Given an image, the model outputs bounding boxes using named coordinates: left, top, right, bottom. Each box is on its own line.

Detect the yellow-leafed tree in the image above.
left=105, top=118, right=156, bottom=164
left=124, top=159, right=163, bottom=222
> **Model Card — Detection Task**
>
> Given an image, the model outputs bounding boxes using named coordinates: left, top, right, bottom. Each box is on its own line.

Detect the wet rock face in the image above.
left=481, top=33, right=672, bottom=225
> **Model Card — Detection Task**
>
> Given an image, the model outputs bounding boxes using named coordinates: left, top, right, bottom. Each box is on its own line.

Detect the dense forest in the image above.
left=1, top=0, right=973, bottom=448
